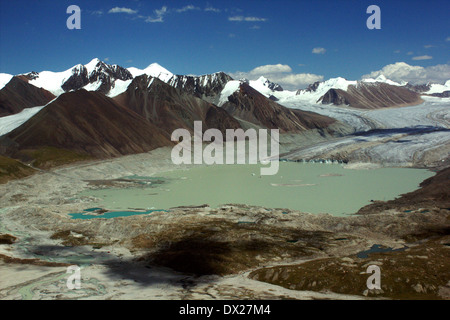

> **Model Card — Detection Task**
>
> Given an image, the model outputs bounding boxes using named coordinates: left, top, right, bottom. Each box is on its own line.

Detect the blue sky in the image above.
left=0, top=0, right=449, bottom=89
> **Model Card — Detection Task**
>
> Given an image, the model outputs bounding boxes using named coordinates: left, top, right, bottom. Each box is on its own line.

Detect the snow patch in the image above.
left=83, top=80, right=102, bottom=92
left=28, top=68, right=74, bottom=96
left=107, top=79, right=132, bottom=97
left=218, top=80, right=241, bottom=106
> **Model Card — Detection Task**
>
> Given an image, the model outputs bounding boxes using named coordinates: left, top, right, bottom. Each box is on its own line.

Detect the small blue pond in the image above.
left=357, top=244, right=408, bottom=258
left=69, top=208, right=167, bottom=220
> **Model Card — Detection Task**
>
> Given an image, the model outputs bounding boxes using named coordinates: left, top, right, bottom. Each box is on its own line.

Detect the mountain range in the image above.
left=2, top=58, right=449, bottom=114
left=0, top=58, right=449, bottom=178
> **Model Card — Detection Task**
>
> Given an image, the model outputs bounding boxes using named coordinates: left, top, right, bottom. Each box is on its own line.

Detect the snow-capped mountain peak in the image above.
left=254, top=76, right=283, bottom=91
left=85, top=58, right=101, bottom=74
left=256, top=76, right=269, bottom=84
left=127, top=63, right=174, bottom=83
left=294, top=77, right=357, bottom=103
left=22, top=59, right=133, bottom=96
left=361, top=74, right=405, bottom=86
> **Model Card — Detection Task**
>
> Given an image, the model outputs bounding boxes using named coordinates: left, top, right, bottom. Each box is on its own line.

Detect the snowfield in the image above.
left=28, top=68, right=74, bottom=96
left=0, top=98, right=57, bottom=136
left=107, top=79, right=133, bottom=98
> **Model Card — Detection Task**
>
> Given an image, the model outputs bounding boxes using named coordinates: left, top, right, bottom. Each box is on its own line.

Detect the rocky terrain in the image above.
left=167, top=72, right=233, bottom=103
left=0, top=59, right=448, bottom=300
left=113, top=75, right=242, bottom=136
left=0, top=147, right=448, bottom=300
left=221, top=82, right=341, bottom=133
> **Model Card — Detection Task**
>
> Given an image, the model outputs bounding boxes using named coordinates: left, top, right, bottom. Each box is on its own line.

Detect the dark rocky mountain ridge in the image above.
left=0, top=76, right=55, bottom=117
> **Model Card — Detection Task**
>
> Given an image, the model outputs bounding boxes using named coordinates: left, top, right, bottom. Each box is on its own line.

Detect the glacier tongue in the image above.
left=0, top=106, right=45, bottom=136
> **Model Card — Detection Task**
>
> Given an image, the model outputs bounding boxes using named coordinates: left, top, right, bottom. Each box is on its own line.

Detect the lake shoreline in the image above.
left=0, top=147, right=448, bottom=300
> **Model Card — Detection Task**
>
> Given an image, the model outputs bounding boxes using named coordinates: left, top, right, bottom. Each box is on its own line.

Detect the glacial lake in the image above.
left=78, top=162, right=434, bottom=217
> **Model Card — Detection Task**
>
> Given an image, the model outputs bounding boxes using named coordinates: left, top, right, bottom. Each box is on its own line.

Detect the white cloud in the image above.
left=424, top=45, right=434, bottom=49
left=362, top=62, right=450, bottom=84
left=249, top=64, right=292, bottom=75
left=412, top=55, right=433, bottom=61
left=274, top=74, right=324, bottom=88
left=90, top=10, right=104, bottom=16
left=446, top=37, right=450, bottom=42
left=205, top=6, right=221, bottom=13
left=407, top=51, right=414, bottom=55
left=176, top=5, right=200, bottom=13
left=145, top=5, right=201, bottom=23
left=312, top=47, right=326, bottom=54
left=230, top=64, right=323, bottom=90
left=146, top=6, right=168, bottom=23
left=228, top=16, right=267, bottom=22
left=108, top=7, right=138, bottom=15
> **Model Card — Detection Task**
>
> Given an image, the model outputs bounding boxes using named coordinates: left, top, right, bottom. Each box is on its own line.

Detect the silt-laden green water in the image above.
left=78, top=163, right=433, bottom=217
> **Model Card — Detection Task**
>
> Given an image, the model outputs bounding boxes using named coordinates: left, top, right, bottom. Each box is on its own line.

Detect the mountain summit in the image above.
left=22, top=58, right=133, bottom=96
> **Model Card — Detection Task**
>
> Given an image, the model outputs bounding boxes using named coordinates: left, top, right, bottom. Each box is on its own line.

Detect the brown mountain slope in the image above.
left=0, top=90, right=172, bottom=167
left=0, top=155, right=36, bottom=184
left=221, top=83, right=338, bottom=133
left=113, top=75, right=242, bottom=135
left=319, top=82, right=422, bottom=109
left=0, top=76, right=55, bottom=117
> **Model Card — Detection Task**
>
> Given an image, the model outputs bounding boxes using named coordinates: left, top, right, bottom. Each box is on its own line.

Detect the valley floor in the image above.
left=0, top=145, right=449, bottom=300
